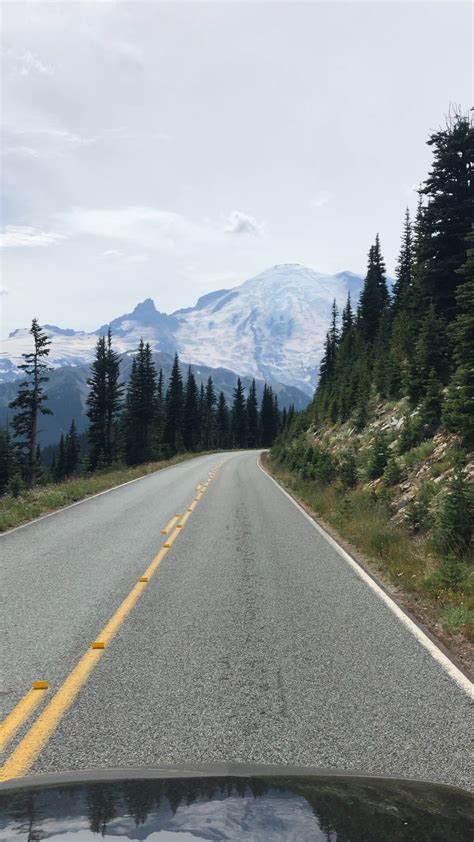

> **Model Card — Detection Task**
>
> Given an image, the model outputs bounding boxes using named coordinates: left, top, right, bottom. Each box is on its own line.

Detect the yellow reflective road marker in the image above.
left=161, top=514, right=180, bottom=535
left=163, top=527, right=180, bottom=549
left=0, top=683, right=49, bottom=754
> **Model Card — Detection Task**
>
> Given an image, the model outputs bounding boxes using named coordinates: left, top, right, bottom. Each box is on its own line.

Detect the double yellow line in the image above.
left=0, top=463, right=221, bottom=782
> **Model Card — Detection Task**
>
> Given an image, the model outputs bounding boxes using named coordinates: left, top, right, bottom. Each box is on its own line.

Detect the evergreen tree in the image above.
left=392, top=208, right=415, bottom=314
left=246, top=379, right=259, bottom=447
left=66, top=419, right=80, bottom=476
left=183, top=367, right=200, bottom=451
left=163, top=352, right=184, bottom=453
left=231, top=377, right=247, bottom=448
left=260, top=383, right=275, bottom=447
left=0, top=425, right=19, bottom=495
left=55, top=433, right=67, bottom=480
left=418, top=368, right=443, bottom=436
left=416, top=110, right=472, bottom=322
left=8, top=318, right=52, bottom=487
left=154, top=367, right=165, bottom=453
left=216, top=391, right=230, bottom=449
left=435, top=454, right=473, bottom=561
left=202, top=376, right=217, bottom=450
left=366, top=431, right=389, bottom=479
left=443, top=230, right=474, bottom=442
left=124, top=339, right=158, bottom=465
left=357, top=235, right=389, bottom=343
left=87, top=330, right=124, bottom=469
left=406, top=302, right=450, bottom=405
left=340, top=293, right=354, bottom=339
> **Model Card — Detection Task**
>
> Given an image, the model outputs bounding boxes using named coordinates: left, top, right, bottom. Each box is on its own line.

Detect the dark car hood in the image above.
left=0, top=764, right=472, bottom=841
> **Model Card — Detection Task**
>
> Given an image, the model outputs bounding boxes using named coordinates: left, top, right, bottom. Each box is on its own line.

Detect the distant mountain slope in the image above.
left=0, top=264, right=364, bottom=394
left=0, top=352, right=309, bottom=446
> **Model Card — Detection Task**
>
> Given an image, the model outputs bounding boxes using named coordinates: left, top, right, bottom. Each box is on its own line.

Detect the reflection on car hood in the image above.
left=0, top=764, right=472, bottom=841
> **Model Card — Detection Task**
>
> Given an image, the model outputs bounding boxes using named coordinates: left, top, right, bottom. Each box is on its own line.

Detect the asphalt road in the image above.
left=1, top=451, right=472, bottom=789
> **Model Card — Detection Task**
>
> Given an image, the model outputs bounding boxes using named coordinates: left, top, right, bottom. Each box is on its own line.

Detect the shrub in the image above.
left=383, top=457, right=403, bottom=486
left=434, top=457, right=474, bottom=561
left=366, top=432, right=389, bottom=480
left=337, top=449, right=358, bottom=488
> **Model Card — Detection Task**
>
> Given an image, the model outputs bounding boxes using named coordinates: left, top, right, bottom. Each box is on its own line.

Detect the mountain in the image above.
left=0, top=264, right=364, bottom=394
left=0, top=351, right=308, bottom=446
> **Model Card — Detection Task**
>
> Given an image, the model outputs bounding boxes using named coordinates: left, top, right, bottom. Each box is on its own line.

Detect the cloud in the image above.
left=0, top=225, right=66, bottom=248
left=224, top=210, right=265, bottom=236
left=61, top=206, right=208, bottom=251
left=1, top=124, right=97, bottom=159
left=2, top=48, right=54, bottom=77
left=100, top=248, right=149, bottom=264
left=309, top=191, right=332, bottom=209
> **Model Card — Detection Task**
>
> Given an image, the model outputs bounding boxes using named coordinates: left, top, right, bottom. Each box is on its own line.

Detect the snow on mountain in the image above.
left=0, top=264, right=363, bottom=394
left=174, top=264, right=363, bottom=395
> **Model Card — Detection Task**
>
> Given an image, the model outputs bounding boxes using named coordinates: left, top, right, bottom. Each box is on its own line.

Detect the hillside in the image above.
left=268, top=112, right=473, bottom=667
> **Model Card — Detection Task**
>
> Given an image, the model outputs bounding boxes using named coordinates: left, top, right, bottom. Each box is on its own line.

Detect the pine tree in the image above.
left=163, top=352, right=184, bottom=453
left=367, top=431, right=389, bottom=480
left=416, top=110, right=472, bottom=322
left=392, top=208, right=415, bottom=314
left=154, top=367, right=165, bottom=453
left=407, top=302, right=450, bottom=405
left=435, top=454, right=473, bottom=561
left=231, top=378, right=247, bottom=448
left=55, top=433, right=67, bottom=480
left=418, top=368, right=443, bottom=436
left=87, top=330, right=124, bottom=469
left=0, top=425, right=19, bottom=495
left=183, top=367, right=200, bottom=451
left=66, top=419, right=80, bottom=476
left=340, top=293, right=353, bottom=339
left=8, top=319, right=53, bottom=487
left=358, top=235, right=389, bottom=343
left=246, top=379, right=259, bottom=447
left=443, top=229, right=474, bottom=442
left=124, top=340, right=157, bottom=465
left=216, top=391, right=230, bottom=449
left=202, top=376, right=217, bottom=450
left=260, top=383, right=275, bottom=447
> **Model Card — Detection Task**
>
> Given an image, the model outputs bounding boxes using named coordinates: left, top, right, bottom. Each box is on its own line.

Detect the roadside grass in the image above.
left=0, top=453, right=209, bottom=533
left=262, top=453, right=473, bottom=643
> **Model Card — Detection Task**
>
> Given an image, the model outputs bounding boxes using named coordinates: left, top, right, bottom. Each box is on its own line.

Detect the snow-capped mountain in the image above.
left=1, top=264, right=363, bottom=394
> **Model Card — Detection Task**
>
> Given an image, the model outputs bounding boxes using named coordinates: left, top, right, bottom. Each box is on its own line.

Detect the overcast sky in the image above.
left=0, top=1, right=471, bottom=337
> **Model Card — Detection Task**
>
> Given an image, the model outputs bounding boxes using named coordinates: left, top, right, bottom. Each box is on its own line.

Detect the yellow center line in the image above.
left=0, top=467, right=219, bottom=782
left=161, top=514, right=180, bottom=535
left=0, top=685, right=49, bottom=754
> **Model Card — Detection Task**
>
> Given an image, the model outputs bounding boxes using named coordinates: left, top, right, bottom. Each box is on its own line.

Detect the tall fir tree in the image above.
left=231, top=377, right=247, bottom=448
left=357, top=235, right=389, bottom=343
left=87, top=330, right=124, bottom=469
left=416, top=110, right=472, bottom=322
left=260, top=383, right=275, bottom=447
left=66, top=419, right=80, bottom=476
left=163, top=352, right=184, bottom=453
left=183, top=367, right=200, bottom=451
left=124, top=340, right=158, bottom=465
left=216, top=391, right=230, bottom=449
left=0, top=425, right=19, bottom=495
left=8, top=318, right=53, bottom=487
left=246, top=379, right=259, bottom=447
left=443, top=229, right=474, bottom=442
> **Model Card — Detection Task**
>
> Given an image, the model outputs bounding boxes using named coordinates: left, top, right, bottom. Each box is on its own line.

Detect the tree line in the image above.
left=0, top=328, right=290, bottom=494
left=311, top=110, right=472, bottom=446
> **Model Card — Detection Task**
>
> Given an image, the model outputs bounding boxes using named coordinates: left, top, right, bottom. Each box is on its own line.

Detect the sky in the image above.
left=0, top=1, right=472, bottom=338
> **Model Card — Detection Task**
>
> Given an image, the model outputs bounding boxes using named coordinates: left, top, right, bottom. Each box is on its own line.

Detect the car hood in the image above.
left=0, top=764, right=472, bottom=841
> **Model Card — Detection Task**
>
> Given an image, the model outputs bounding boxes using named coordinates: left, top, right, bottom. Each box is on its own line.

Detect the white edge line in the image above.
left=0, top=453, right=227, bottom=539
left=257, top=456, right=473, bottom=699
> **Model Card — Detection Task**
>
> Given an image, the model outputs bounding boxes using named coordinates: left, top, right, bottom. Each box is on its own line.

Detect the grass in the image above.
left=263, top=453, right=473, bottom=643
left=402, top=440, right=436, bottom=470
left=0, top=452, right=209, bottom=532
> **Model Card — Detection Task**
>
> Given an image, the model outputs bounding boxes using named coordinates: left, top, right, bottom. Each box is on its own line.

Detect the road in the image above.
left=1, top=451, right=472, bottom=789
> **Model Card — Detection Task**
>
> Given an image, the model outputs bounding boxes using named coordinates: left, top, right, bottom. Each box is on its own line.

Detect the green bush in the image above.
left=366, top=432, right=389, bottom=480
left=434, top=458, right=474, bottom=561
left=383, top=456, right=403, bottom=486
left=337, top=449, right=359, bottom=488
